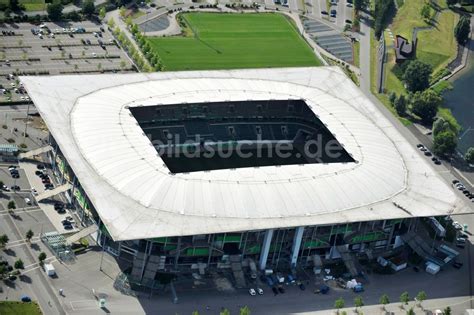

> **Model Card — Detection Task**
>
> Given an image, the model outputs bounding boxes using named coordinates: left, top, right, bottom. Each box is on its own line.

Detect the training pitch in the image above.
left=147, top=13, right=322, bottom=71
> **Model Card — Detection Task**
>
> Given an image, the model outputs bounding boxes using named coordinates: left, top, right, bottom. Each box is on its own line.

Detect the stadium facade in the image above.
left=21, top=67, right=471, bottom=286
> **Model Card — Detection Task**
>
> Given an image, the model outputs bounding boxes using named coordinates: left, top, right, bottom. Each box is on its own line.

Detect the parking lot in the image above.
left=0, top=21, right=134, bottom=103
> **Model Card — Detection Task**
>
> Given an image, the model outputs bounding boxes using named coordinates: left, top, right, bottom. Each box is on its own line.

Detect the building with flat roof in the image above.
left=21, top=67, right=471, bottom=287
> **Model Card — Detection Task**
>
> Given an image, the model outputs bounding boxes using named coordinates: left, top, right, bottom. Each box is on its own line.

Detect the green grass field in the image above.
left=0, top=301, right=42, bottom=315
left=0, top=0, right=46, bottom=11
left=147, top=13, right=322, bottom=71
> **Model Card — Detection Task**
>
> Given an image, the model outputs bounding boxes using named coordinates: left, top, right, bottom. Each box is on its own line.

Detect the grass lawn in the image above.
left=0, top=301, right=42, bottom=315
left=353, top=41, right=360, bottom=68
left=416, top=9, right=458, bottom=74
left=0, top=0, right=46, bottom=11
left=147, top=13, right=322, bottom=71
left=390, top=0, right=429, bottom=41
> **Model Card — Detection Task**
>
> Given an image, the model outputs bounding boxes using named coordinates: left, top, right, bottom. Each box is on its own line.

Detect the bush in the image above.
left=14, top=259, right=24, bottom=269
left=465, top=147, right=474, bottom=164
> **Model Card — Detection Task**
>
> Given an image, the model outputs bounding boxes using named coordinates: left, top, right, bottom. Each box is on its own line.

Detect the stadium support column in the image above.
left=290, top=227, right=304, bottom=268
left=259, top=229, right=274, bottom=271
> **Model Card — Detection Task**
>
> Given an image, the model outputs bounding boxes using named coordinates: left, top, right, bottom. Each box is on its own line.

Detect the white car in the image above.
left=2, top=185, right=10, bottom=191
left=248, top=288, right=256, bottom=296
left=257, top=288, right=263, bottom=295
left=24, top=197, right=32, bottom=205
left=453, top=221, right=463, bottom=230
left=31, top=188, right=38, bottom=196
left=8, top=165, right=17, bottom=171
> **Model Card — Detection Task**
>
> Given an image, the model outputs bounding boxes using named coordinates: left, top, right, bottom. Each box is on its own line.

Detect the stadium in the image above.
left=21, top=67, right=470, bottom=287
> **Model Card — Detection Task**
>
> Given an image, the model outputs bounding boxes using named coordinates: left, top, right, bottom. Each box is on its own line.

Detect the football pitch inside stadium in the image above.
left=147, top=13, right=322, bottom=71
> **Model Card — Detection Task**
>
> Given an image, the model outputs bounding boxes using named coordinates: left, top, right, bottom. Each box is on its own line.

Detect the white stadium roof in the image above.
left=21, top=67, right=471, bottom=241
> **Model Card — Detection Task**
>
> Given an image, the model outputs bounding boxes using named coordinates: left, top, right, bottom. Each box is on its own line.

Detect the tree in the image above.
left=38, top=252, right=47, bottom=264
left=421, top=4, right=431, bottom=20
left=373, top=0, right=395, bottom=38
left=415, top=291, right=427, bottom=308
left=465, top=147, right=474, bottom=164
left=99, top=7, right=106, bottom=20
left=443, top=306, right=452, bottom=315
left=353, top=0, right=369, bottom=11
left=433, top=117, right=450, bottom=137
left=220, top=309, right=231, bottom=315
left=119, top=6, right=126, bottom=18
left=446, top=0, right=457, bottom=5
left=8, top=200, right=16, bottom=210
left=395, top=95, right=407, bottom=116
left=433, top=130, right=457, bottom=156
left=239, top=306, right=251, bottom=315
left=334, top=297, right=345, bottom=313
left=379, top=294, right=390, bottom=310
left=0, top=234, right=9, bottom=248
left=406, top=308, right=415, bottom=315
left=403, top=60, right=432, bottom=92
left=389, top=92, right=397, bottom=105
left=131, top=23, right=139, bottom=35
left=192, top=311, right=199, bottom=315
left=47, top=3, right=64, bottom=21
left=0, top=265, right=7, bottom=278
left=82, top=0, right=95, bottom=17
left=9, top=0, right=20, bottom=11
left=455, top=16, right=470, bottom=45
left=26, top=229, right=34, bottom=242
left=400, top=291, right=410, bottom=306
left=107, top=18, right=115, bottom=28
left=14, top=259, right=24, bottom=269
left=354, top=296, right=364, bottom=311
left=411, top=90, right=442, bottom=124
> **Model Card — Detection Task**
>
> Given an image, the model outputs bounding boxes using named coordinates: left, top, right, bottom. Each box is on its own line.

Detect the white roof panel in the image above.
left=21, top=67, right=471, bottom=241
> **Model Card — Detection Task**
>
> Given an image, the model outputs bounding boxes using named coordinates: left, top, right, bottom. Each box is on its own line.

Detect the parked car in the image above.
left=330, top=9, right=337, bottom=17
left=248, top=288, right=256, bottom=296
left=54, top=202, right=64, bottom=210
left=257, top=288, right=263, bottom=295
left=321, top=10, right=328, bottom=15
left=10, top=185, right=20, bottom=191
left=452, top=221, right=463, bottom=230
left=37, top=164, right=45, bottom=170
left=24, top=198, right=31, bottom=205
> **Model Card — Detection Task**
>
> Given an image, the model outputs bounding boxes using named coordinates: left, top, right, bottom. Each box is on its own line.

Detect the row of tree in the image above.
left=373, top=0, right=395, bottom=38
left=108, top=18, right=154, bottom=72
left=128, top=21, right=164, bottom=71
left=334, top=291, right=451, bottom=314
left=191, top=306, right=251, bottom=315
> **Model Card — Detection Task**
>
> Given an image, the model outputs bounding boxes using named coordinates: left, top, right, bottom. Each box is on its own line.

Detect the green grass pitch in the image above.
left=146, top=13, right=322, bottom=71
